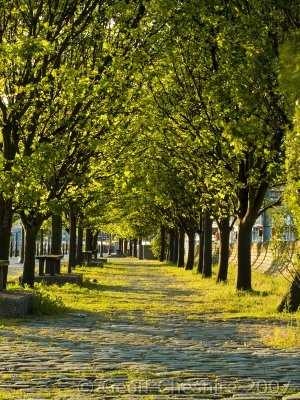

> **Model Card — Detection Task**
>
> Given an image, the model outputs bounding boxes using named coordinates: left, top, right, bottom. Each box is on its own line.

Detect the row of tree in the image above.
left=0, top=0, right=158, bottom=286
left=1, top=1, right=300, bottom=309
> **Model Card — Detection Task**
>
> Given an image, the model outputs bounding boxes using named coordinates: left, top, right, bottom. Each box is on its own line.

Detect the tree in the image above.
left=275, top=30, right=300, bottom=312
left=0, top=0, right=104, bottom=261
left=0, top=0, right=152, bottom=286
left=142, top=0, right=299, bottom=290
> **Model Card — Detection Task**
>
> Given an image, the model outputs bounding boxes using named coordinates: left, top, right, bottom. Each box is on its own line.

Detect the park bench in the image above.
left=36, top=255, right=63, bottom=276
left=82, top=251, right=93, bottom=263
left=0, top=260, right=9, bottom=290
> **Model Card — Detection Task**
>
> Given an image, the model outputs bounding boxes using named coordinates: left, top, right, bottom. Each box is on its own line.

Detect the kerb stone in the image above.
left=0, top=290, right=33, bottom=317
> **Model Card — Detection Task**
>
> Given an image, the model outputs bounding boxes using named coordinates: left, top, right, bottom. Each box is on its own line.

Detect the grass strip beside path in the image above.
left=6, top=258, right=300, bottom=346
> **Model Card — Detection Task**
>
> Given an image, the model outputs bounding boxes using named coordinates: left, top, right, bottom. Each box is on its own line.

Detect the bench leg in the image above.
left=55, top=259, right=61, bottom=274
left=45, top=260, right=50, bottom=274
left=39, top=260, right=45, bottom=276
left=49, top=260, right=56, bottom=276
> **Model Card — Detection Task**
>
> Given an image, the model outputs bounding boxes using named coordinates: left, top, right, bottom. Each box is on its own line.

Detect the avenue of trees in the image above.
left=1, top=0, right=300, bottom=310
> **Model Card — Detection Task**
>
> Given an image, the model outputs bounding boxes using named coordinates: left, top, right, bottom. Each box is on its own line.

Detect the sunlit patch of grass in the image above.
left=6, top=258, right=295, bottom=321
left=154, top=262, right=291, bottom=319
left=261, top=319, right=300, bottom=348
left=4, top=257, right=300, bottom=348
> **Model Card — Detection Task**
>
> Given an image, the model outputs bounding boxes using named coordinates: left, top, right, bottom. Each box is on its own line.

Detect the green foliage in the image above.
left=272, top=30, right=300, bottom=272
left=150, top=235, right=160, bottom=259
left=279, top=30, right=300, bottom=109
left=31, top=285, right=66, bottom=315
left=7, top=282, right=66, bottom=316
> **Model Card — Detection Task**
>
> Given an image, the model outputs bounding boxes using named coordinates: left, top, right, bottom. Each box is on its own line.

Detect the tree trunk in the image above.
left=235, top=161, right=269, bottom=290
left=202, top=210, right=212, bottom=278
left=76, top=225, right=83, bottom=266
left=159, top=225, right=166, bottom=262
left=177, top=228, right=185, bottom=268
left=85, top=228, right=93, bottom=251
left=138, top=238, right=143, bottom=260
left=40, top=228, right=44, bottom=255
left=51, top=214, right=62, bottom=254
left=185, top=229, right=195, bottom=270
left=236, top=219, right=253, bottom=290
left=173, top=230, right=179, bottom=265
left=119, top=238, right=123, bottom=255
left=19, top=227, right=25, bottom=263
left=133, top=238, right=138, bottom=257
left=100, top=237, right=103, bottom=257
left=92, top=232, right=98, bottom=258
left=168, top=229, right=175, bottom=262
left=196, top=212, right=204, bottom=273
left=21, top=218, right=43, bottom=287
left=216, top=216, right=230, bottom=282
left=0, top=196, right=13, bottom=288
left=108, top=234, right=112, bottom=255
left=68, top=210, right=77, bottom=273
left=124, top=239, right=128, bottom=255
left=278, top=271, right=300, bottom=312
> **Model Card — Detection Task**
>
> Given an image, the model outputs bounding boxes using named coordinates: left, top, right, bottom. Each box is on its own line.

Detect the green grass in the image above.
left=5, top=258, right=300, bottom=348
left=262, top=319, right=300, bottom=348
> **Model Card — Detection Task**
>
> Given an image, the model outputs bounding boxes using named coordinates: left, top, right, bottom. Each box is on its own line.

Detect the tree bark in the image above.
left=185, top=229, right=195, bottom=270
left=68, top=209, right=77, bottom=273
left=177, top=228, right=185, bottom=268
left=119, top=238, right=123, bottom=255
left=216, top=216, right=230, bottom=282
left=168, top=229, right=175, bottom=262
left=235, top=161, right=269, bottom=290
left=138, top=238, right=143, bottom=259
left=173, top=229, right=179, bottom=265
left=76, top=224, right=83, bottom=266
left=100, top=237, right=103, bottom=257
left=108, top=234, right=112, bottom=255
left=92, top=231, right=98, bottom=258
left=19, top=227, right=25, bottom=264
left=40, top=228, right=44, bottom=255
left=0, top=196, right=13, bottom=288
left=0, top=196, right=13, bottom=260
left=85, top=228, right=93, bottom=251
left=133, top=238, right=138, bottom=257
left=159, top=225, right=166, bottom=262
left=51, top=214, right=62, bottom=254
left=236, top=219, right=253, bottom=290
left=278, top=271, right=300, bottom=312
left=21, top=217, right=43, bottom=287
left=197, top=214, right=204, bottom=274
left=124, top=239, right=128, bottom=255
left=202, top=210, right=212, bottom=277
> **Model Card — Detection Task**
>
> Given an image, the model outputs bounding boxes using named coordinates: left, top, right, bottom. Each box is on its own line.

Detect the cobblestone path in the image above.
left=1, top=259, right=300, bottom=399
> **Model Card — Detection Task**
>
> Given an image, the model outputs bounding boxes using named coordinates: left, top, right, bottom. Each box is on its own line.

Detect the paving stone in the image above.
left=1, top=260, right=300, bottom=399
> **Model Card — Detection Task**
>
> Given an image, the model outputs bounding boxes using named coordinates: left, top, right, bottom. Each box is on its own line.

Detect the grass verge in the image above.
left=5, top=258, right=300, bottom=348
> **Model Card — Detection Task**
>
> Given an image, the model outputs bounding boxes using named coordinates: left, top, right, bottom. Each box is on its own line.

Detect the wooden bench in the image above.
left=0, top=260, right=9, bottom=290
left=36, top=255, right=63, bottom=276
left=82, top=251, right=93, bottom=263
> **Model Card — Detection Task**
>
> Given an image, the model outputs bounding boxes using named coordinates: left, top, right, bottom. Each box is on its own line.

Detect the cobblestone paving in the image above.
left=1, top=259, right=300, bottom=399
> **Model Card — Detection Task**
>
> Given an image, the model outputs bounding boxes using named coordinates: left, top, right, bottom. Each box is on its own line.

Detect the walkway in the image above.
left=1, top=259, right=300, bottom=399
